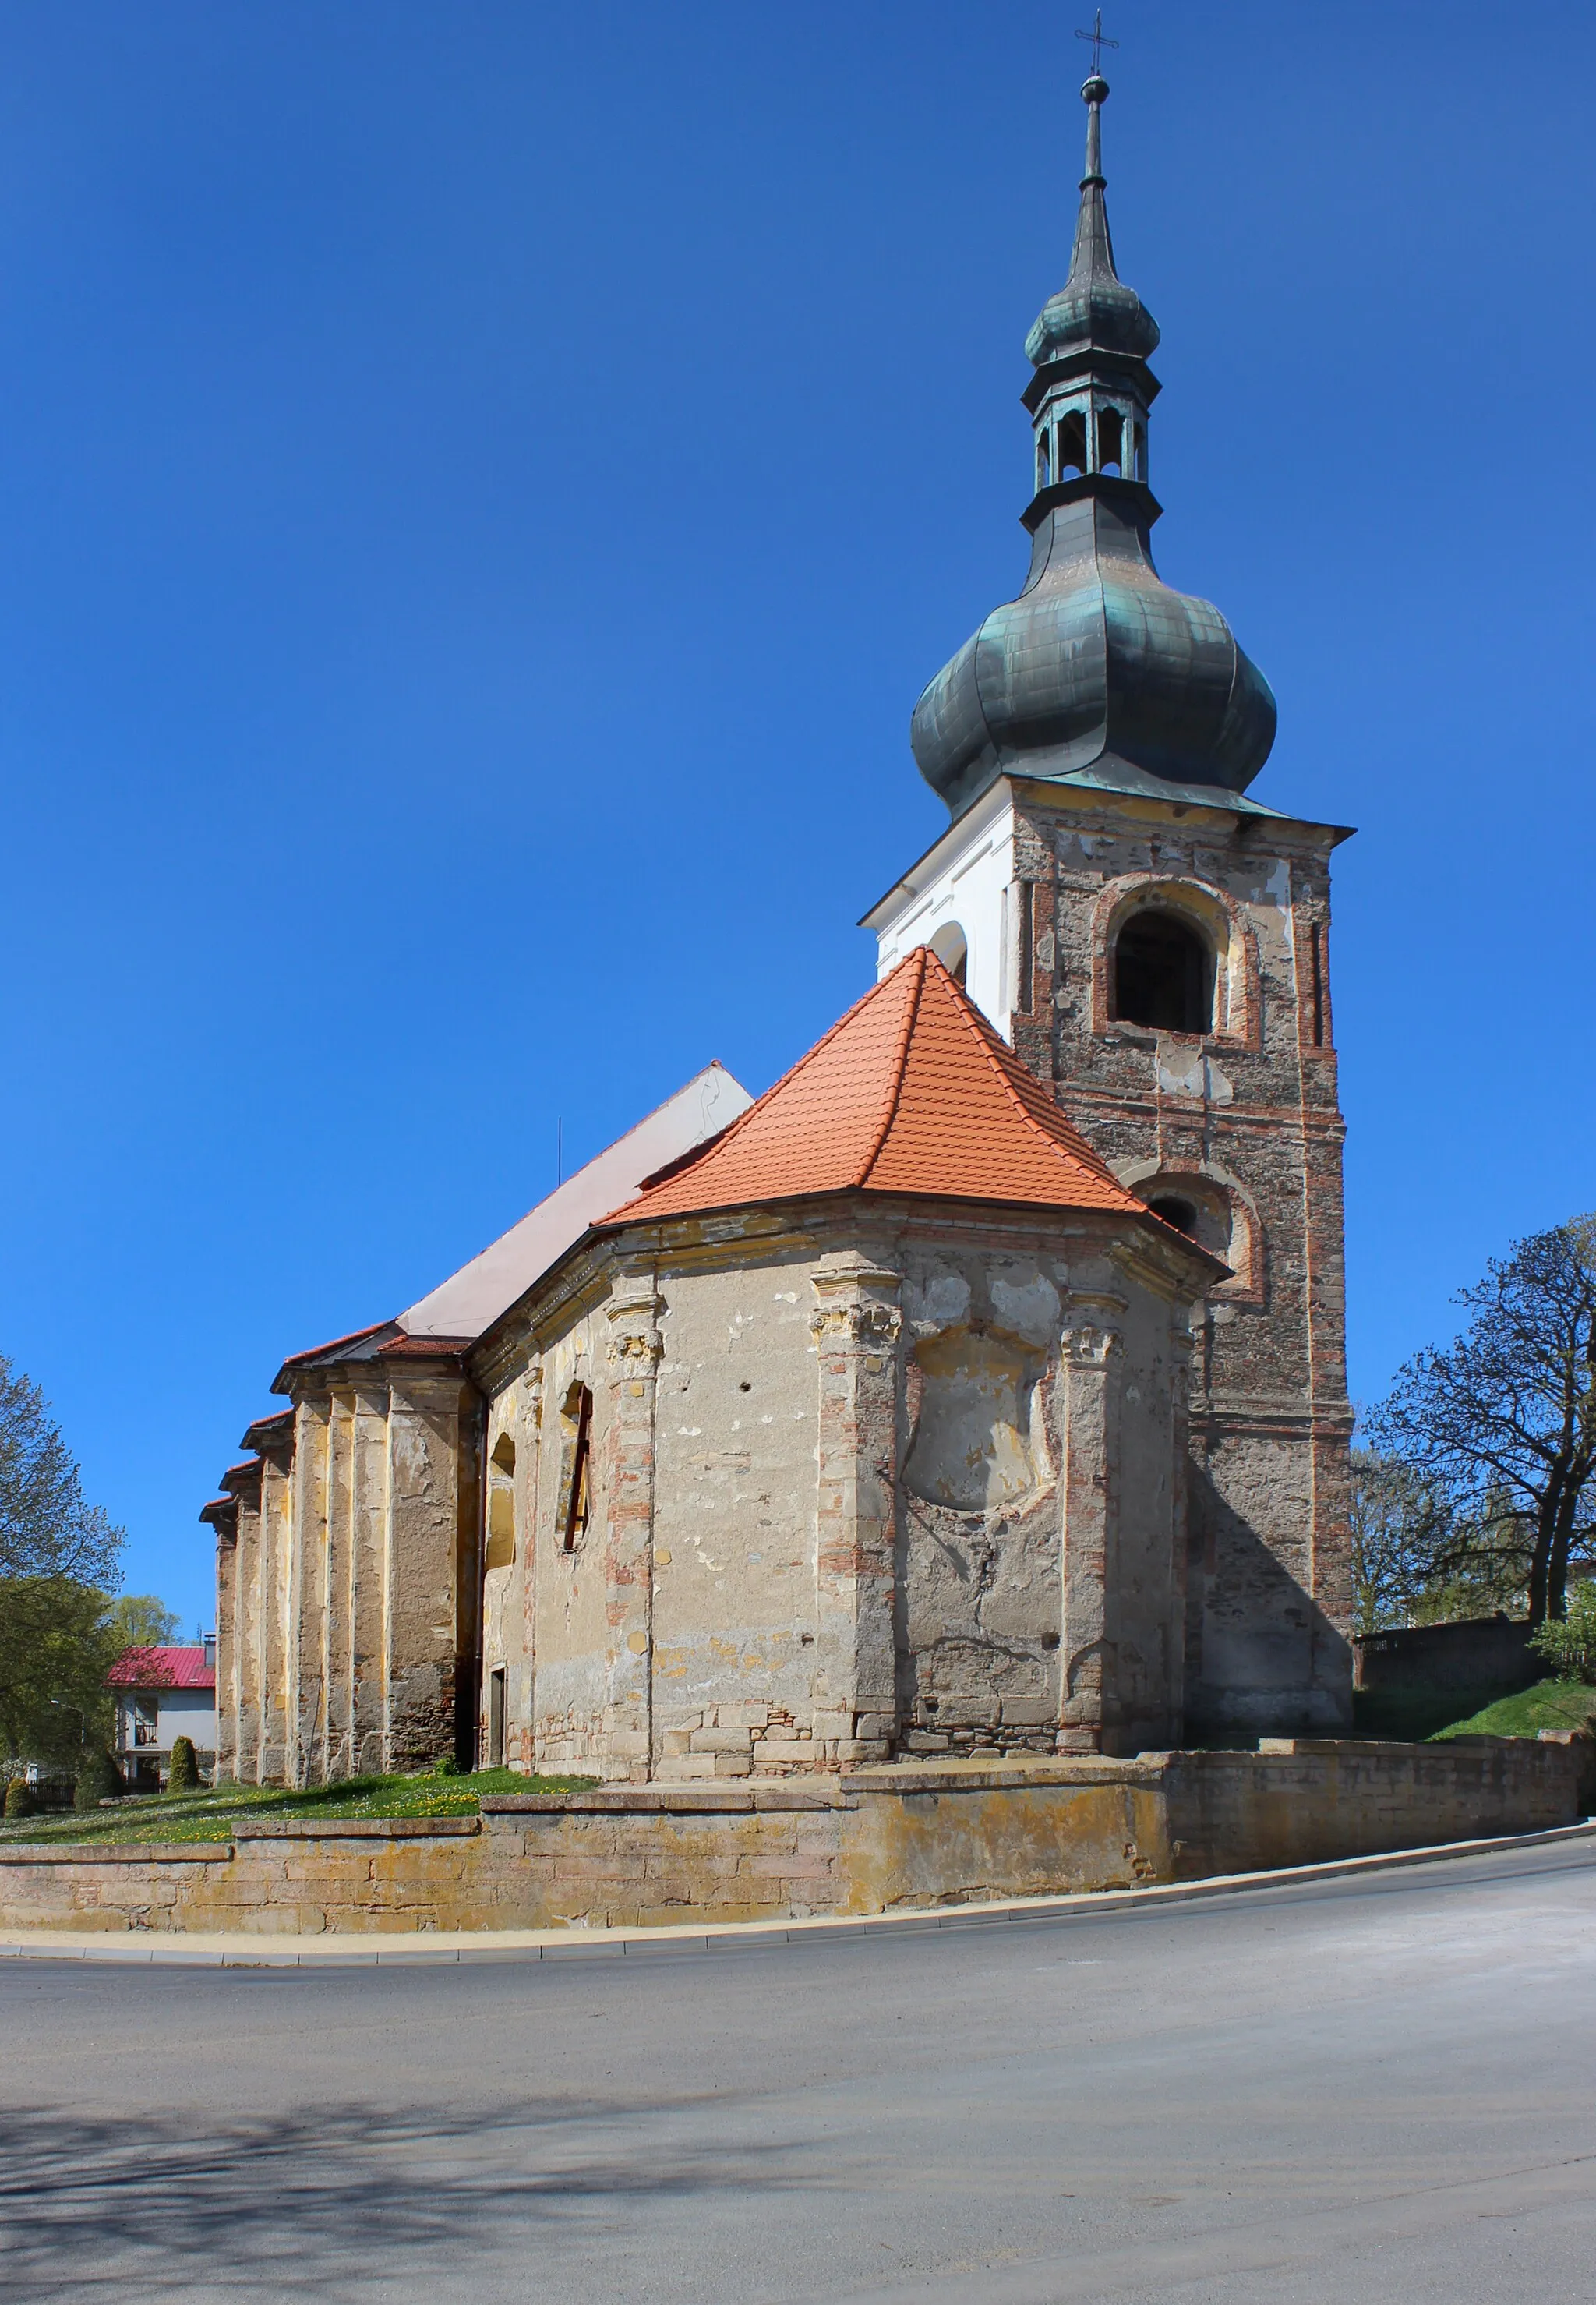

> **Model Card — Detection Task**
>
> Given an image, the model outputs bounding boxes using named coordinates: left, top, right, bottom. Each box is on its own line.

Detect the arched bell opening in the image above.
left=1110, top=909, right=1214, bottom=1034
left=1056, top=410, right=1088, bottom=478
left=1139, top=1176, right=1240, bottom=1277
left=928, top=921, right=969, bottom=988
left=1096, top=405, right=1124, bottom=475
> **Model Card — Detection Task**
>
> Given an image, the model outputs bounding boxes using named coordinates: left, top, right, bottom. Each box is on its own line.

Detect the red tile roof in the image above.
left=608, top=947, right=1155, bottom=1228
left=108, top=1645, right=215, bottom=1692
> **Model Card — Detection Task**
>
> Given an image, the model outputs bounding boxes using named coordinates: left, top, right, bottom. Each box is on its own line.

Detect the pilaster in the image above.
left=517, top=1363, right=543, bottom=1770
left=1057, top=1303, right=1125, bottom=1755
left=288, top=1395, right=330, bottom=1787
left=602, top=1273, right=662, bottom=1782
left=256, top=1437, right=292, bottom=1784
left=229, top=1470, right=263, bottom=1780
left=384, top=1372, right=473, bottom=1771
left=214, top=1518, right=238, bottom=1780
left=810, top=1252, right=902, bottom=1764
left=349, top=1386, right=389, bottom=1777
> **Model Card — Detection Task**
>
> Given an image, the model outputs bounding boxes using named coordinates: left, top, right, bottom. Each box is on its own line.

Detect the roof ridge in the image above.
left=858, top=946, right=927, bottom=1187
left=925, top=951, right=1136, bottom=1197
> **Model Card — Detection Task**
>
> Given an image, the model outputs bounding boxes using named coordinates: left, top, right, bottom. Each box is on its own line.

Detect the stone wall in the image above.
left=3, top=1740, right=1584, bottom=1939
left=1353, top=1617, right=1538, bottom=1697
left=1005, top=787, right=1355, bottom=1740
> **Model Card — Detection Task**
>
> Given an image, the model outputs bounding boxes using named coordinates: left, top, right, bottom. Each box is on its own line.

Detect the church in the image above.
left=204, top=70, right=1353, bottom=1785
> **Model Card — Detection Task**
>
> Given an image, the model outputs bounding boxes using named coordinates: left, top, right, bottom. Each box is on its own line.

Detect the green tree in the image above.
left=0, top=1354, right=126, bottom=1767
left=105, top=1596, right=181, bottom=1651
left=0, top=1355, right=122, bottom=1586
left=167, top=1734, right=200, bottom=1794
left=1366, top=1218, right=1596, bottom=1627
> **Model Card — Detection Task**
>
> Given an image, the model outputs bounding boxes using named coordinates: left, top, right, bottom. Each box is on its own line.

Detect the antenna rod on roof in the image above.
left=557, top=1117, right=563, bottom=1187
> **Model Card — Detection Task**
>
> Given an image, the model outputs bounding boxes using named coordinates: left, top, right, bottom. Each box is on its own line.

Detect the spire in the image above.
left=1025, top=72, right=1159, bottom=368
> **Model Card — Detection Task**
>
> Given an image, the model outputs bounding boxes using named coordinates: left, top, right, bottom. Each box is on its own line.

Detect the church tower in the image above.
left=864, top=69, right=1354, bottom=1735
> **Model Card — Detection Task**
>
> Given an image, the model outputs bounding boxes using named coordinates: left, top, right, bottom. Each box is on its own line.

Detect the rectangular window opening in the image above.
left=488, top=1667, right=507, bottom=1769
left=1016, top=881, right=1035, bottom=1015
left=560, top=1384, right=593, bottom=1551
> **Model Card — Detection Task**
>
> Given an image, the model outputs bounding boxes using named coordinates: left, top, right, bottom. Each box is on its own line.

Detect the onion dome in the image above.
left=911, top=74, right=1277, bottom=823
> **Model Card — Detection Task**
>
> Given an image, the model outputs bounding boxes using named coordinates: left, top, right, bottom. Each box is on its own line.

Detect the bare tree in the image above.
left=1365, top=1217, right=1596, bottom=1626
left=1348, top=1448, right=1442, bottom=1633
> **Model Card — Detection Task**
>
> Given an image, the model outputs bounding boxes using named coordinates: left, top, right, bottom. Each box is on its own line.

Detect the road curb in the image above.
left=2, top=1819, right=1591, bottom=1967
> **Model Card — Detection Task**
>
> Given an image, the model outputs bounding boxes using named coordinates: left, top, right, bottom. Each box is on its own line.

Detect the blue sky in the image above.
left=1, top=2, right=1592, bottom=1628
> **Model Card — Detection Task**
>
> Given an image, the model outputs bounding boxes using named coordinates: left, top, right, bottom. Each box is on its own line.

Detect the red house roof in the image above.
left=608, top=947, right=1156, bottom=1229
left=108, top=1645, right=215, bottom=1692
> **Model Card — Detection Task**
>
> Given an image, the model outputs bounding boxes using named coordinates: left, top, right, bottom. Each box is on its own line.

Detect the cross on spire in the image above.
left=1075, top=9, right=1118, bottom=76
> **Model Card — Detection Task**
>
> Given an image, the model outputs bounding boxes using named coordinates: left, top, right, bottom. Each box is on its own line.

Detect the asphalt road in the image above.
left=3, top=1840, right=1594, bottom=2305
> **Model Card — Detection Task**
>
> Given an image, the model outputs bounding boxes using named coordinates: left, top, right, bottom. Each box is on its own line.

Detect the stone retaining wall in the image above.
left=1, top=1738, right=1587, bottom=1938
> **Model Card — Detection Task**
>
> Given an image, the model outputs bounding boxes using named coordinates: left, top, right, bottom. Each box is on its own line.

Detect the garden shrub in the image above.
left=167, top=1735, right=200, bottom=1794
left=73, top=1748, right=122, bottom=1811
left=1529, top=1581, right=1596, bottom=1685
left=4, top=1775, right=32, bottom=1819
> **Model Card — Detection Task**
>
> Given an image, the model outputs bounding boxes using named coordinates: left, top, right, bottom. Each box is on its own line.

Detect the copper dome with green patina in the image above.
left=912, top=75, right=1277, bottom=823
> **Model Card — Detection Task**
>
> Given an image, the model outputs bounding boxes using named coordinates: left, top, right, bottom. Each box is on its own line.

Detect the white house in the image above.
left=108, top=1642, right=217, bottom=1790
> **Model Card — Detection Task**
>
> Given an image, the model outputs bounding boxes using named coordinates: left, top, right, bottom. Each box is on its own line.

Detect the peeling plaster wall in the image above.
left=521, top=1301, right=620, bottom=1776
left=651, top=1253, right=821, bottom=1772
left=895, top=1231, right=1188, bottom=1759
left=478, top=1204, right=1199, bottom=1779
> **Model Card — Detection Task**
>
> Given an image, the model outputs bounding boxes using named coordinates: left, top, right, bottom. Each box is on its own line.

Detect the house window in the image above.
left=487, top=1667, right=507, bottom=1769
left=558, top=1383, right=593, bottom=1551
left=1111, top=910, right=1213, bottom=1034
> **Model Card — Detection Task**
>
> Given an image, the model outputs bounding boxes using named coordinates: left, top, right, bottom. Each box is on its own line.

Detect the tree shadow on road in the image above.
left=0, top=2095, right=826, bottom=2303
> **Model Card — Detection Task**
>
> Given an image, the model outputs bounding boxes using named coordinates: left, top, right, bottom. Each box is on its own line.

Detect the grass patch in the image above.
left=1429, top=1678, right=1596, bottom=1741
left=0, top=1766, right=598, bottom=1846
left=1352, top=1683, right=1523, bottom=1743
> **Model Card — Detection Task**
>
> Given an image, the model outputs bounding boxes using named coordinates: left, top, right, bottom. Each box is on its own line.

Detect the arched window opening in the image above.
left=928, top=920, right=968, bottom=988
left=1137, top=1178, right=1240, bottom=1277
left=486, top=1429, right=517, bottom=1570
left=1096, top=407, right=1123, bottom=475
left=1111, top=910, right=1213, bottom=1034
left=1057, top=410, right=1087, bottom=477
left=557, top=1381, right=593, bottom=1551
left=1149, top=1194, right=1199, bottom=1237
left=1036, top=430, right=1051, bottom=491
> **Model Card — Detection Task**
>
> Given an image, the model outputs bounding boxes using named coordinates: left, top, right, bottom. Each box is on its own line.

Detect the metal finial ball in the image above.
left=1081, top=72, right=1110, bottom=104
